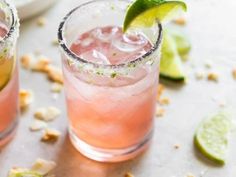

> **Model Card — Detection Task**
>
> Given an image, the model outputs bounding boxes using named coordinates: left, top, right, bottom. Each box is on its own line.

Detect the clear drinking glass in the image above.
left=0, top=0, right=19, bottom=146
left=58, top=0, right=162, bottom=162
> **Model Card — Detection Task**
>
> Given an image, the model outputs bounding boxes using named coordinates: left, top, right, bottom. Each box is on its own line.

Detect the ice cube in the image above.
left=123, top=33, right=148, bottom=45
left=92, top=27, right=119, bottom=43
left=112, top=37, right=144, bottom=52
left=81, top=38, right=94, bottom=47
left=80, top=49, right=110, bottom=64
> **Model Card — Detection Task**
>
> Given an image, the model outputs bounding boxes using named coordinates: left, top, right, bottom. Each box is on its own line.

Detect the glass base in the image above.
left=69, top=128, right=152, bottom=162
left=0, top=119, right=18, bottom=147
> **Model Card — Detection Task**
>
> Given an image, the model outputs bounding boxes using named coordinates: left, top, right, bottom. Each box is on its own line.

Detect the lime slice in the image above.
left=8, top=170, right=42, bottom=177
left=194, top=112, right=232, bottom=165
left=123, top=0, right=187, bottom=32
left=167, top=28, right=191, bottom=59
left=0, top=56, right=15, bottom=91
left=160, top=31, right=186, bottom=81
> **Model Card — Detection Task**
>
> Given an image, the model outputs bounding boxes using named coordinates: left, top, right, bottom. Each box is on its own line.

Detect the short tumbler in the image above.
left=58, top=0, right=162, bottom=162
left=0, top=0, right=19, bottom=146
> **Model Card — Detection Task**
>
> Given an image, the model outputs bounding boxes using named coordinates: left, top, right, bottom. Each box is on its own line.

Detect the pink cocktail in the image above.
left=58, top=0, right=162, bottom=162
left=0, top=0, right=19, bottom=146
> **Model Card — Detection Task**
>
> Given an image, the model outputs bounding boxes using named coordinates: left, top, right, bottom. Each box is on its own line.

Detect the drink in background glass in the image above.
left=58, top=0, right=162, bottom=162
left=0, top=0, right=19, bottom=146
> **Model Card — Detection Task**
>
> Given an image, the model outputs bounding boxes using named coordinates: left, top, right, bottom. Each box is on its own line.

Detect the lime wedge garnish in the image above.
left=194, top=112, right=232, bottom=165
left=123, top=0, right=187, bottom=32
left=8, top=170, right=42, bottom=177
left=0, top=56, right=15, bottom=91
left=167, top=28, right=191, bottom=58
left=160, top=30, right=186, bottom=81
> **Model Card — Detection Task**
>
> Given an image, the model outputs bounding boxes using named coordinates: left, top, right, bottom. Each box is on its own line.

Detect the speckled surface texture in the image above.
left=0, top=0, right=236, bottom=176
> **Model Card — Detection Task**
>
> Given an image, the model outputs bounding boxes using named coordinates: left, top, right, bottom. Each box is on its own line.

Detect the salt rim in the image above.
left=0, top=0, right=20, bottom=60
left=58, top=0, right=163, bottom=77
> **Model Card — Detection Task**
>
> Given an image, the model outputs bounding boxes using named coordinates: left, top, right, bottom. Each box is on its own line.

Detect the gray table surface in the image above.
left=1, top=0, right=236, bottom=176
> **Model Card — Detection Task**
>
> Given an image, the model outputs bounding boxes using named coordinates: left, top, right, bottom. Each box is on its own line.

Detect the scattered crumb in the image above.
left=195, top=71, right=205, bottom=80
left=46, top=65, right=63, bottom=84
left=156, top=107, right=165, bottom=117
left=157, top=84, right=165, bottom=101
left=174, top=144, right=180, bottom=149
left=31, top=56, right=51, bottom=72
left=159, top=97, right=170, bottom=105
left=173, top=17, right=186, bottom=25
left=186, top=173, right=195, bottom=177
left=29, top=120, right=47, bottom=131
left=19, top=89, right=34, bottom=110
left=207, top=72, right=219, bottom=82
left=125, top=172, right=134, bottom=177
left=20, top=54, right=32, bottom=69
left=219, top=100, right=226, bottom=107
left=52, top=39, right=59, bottom=46
left=51, top=83, right=63, bottom=93
left=34, top=49, right=42, bottom=55
left=34, top=106, right=61, bottom=122
left=31, top=158, right=56, bottom=175
left=41, top=128, right=61, bottom=142
left=205, top=60, right=213, bottom=68
left=232, top=68, right=236, bottom=79
left=37, top=17, right=47, bottom=26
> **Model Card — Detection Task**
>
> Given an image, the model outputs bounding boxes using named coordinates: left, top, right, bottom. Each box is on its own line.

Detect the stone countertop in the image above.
left=1, top=0, right=236, bottom=176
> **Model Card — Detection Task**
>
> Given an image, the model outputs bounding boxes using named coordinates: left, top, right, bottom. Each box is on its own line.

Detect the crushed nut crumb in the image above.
left=186, top=173, right=195, bottom=177
left=173, top=17, right=186, bottom=25
left=30, top=120, right=47, bottom=131
left=31, top=158, right=56, bottom=175
left=232, top=68, right=236, bottom=79
left=20, top=54, right=32, bottom=69
left=219, top=100, right=226, bottom=107
left=52, top=39, right=59, bottom=46
left=31, top=56, right=51, bottom=72
left=125, top=172, right=134, bottom=177
left=51, top=83, right=63, bottom=93
left=205, top=60, right=213, bottom=68
left=37, top=17, right=47, bottom=26
left=156, top=107, right=165, bottom=117
left=207, top=72, right=219, bottom=82
left=157, top=84, right=165, bottom=101
left=46, top=65, right=63, bottom=84
left=159, top=97, right=170, bottom=105
left=41, top=128, right=61, bottom=142
left=195, top=71, right=205, bottom=80
left=34, top=50, right=42, bottom=55
left=34, top=106, right=61, bottom=122
left=19, top=89, right=33, bottom=110
left=174, top=144, right=180, bottom=149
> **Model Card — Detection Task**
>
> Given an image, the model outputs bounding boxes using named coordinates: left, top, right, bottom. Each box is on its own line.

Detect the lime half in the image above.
left=167, top=28, right=191, bottom=58
left=160, top=31, right=186, bottom=81
left=8, top=170, right=42, bottom=177
left=194, top=112, right=232, bottom=165
left=123, top=0, right=187, bottom=32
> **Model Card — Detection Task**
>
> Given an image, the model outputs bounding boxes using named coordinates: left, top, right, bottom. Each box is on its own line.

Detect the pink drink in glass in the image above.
left=65, top=26, right=155, bottom=149
left=0, top=1, right=19, bottom=145
left=58, top=0, right=162, bottom=162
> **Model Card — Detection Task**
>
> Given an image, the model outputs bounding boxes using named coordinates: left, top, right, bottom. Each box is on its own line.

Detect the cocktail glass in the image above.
left=0, top=0, right=19, bottom=146
left=58, top=0, right=162, bottom=162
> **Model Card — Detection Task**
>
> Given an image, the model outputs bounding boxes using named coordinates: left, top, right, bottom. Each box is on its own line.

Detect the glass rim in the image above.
left=58, top=0, right=163, bottom=69
left=0, top=0, right=19, bottom=44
